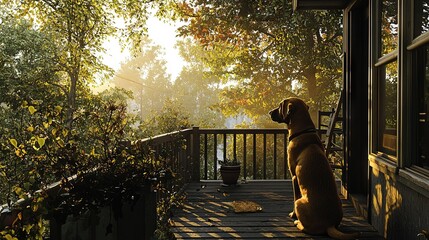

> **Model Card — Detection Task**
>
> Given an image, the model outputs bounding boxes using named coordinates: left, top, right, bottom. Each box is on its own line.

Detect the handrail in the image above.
left=0, top=127, right=290, bottom=238
left=196, top=128, right=290, bottom=180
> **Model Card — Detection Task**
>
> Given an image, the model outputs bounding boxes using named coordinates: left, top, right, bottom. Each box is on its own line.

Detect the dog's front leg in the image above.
left=289, top=175, right=300, bottom=219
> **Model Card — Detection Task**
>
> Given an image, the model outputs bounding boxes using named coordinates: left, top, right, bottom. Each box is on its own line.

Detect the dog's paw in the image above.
left=294, top=220, right=305, bottom=231
left=289, top=211, right=297, bottom=219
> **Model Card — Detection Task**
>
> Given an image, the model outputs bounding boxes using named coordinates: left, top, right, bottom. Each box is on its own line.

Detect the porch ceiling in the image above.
left=293, top=0, right=349, bottom=11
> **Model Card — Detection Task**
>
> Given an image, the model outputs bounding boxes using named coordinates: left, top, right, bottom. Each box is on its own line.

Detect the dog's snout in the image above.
left=269, top=108, right=281, bottom=122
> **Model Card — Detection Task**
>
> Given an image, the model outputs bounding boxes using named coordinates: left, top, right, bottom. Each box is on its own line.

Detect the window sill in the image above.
left=369, top=154, right=429, bottom=198
left=369, top=154, right=398, bottom=177
left=398, top=166, right=429, bottom=198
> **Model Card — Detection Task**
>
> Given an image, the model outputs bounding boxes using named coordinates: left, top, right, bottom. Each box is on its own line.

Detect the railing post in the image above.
left=191, top=127, right=200, bottom=181
left=143, top=183, right=157, bottom=240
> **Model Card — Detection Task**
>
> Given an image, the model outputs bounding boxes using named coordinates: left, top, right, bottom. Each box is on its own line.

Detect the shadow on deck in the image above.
left=171, top=180, right=383, bottom=239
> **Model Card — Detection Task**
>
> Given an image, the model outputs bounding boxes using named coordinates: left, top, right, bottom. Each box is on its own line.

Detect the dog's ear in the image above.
left=284, top=102, right=294, bottom=124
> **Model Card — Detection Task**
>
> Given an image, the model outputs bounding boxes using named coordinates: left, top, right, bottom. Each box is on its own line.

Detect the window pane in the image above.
left=414, top=0, right=429, bottom=36
left=418, top=46, right=429, bottom=169
left=380, top=0, right=398, bottom=56
left=378, top=61, right=397, bottom=156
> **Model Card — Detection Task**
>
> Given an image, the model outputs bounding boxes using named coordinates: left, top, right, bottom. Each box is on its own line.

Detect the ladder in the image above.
left=318, top=91, right=344, bottom=170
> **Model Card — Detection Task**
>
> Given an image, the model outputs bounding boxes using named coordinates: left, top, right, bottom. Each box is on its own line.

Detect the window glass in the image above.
left=378, top=61, right=398, bottom=156
left=418, top=47, right=429, bottom=169
left=414, top=0, right=429, bottom=36
left=380, top=0, right=398, bottom=56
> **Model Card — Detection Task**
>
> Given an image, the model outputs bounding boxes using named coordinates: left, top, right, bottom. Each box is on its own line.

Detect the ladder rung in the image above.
left=330, top=164, right=343, bottom=169
left=328, top=147, right=343, bottom=152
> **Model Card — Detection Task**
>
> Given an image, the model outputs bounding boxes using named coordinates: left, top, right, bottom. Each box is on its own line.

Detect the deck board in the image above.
left=171, top=180, right=383, bottom=239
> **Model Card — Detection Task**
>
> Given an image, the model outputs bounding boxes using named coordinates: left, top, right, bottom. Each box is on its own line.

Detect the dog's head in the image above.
left=269, top=97, right=309, bottom=126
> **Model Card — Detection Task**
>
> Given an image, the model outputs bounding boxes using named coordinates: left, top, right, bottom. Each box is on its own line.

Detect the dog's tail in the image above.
left=326, top=226, right=360, bottom=240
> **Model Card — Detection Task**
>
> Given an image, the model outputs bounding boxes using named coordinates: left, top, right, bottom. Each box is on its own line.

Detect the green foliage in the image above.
left=139, top=99, right=191, bottom=138
left=218, top=158, right=240, bottom=166
left=0, top=10, right=181, bottom=239
left=173, top=0, right=343, bottom=123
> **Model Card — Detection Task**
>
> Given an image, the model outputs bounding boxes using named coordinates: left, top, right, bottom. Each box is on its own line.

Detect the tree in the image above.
left=0, top=0, right=169, bottom=130
left=0, top=17, right=62, bottom=109
left=112, top=37, right=173, bottom=121
left=173, top=0, right=343, bottom=124
left=172, top=38, right=225, bottom=128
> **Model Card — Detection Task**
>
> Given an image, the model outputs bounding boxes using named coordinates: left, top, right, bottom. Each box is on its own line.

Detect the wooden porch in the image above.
left=171, top=180, right=382, bottom=239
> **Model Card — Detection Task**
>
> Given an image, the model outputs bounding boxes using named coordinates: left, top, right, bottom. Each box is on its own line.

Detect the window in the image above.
left=378, top=61, right=398, bottom=156
left=414, top=0, right=429, bottom=37
left=412, top=0, right=429, bottom=170
left=380, top=0, right=398, bottom=56
left=375, top=0, right=398, bottom=157
left=417, top=47, right=429, bottom=169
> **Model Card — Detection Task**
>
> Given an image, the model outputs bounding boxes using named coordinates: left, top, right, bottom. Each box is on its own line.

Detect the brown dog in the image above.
left=269, top=97, right=359, bottom=240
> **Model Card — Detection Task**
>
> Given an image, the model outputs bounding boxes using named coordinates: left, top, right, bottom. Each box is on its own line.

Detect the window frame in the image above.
left=371, top=0, right=399, bottom=160
left=406, top=0, right=429, bottom=172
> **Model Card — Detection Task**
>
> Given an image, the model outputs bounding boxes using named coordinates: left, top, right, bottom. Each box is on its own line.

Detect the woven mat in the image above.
left=232, top=200, right=263, bottom=213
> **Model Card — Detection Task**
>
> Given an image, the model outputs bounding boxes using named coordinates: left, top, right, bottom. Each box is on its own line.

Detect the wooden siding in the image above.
left=171, top=180, right=383, bottom=239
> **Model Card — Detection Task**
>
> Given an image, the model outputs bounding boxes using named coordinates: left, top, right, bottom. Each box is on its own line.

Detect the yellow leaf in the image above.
left=9, top=138, right=18, bottom=148
left=32, top=204, right=39, bottom=212
left=14, top=187, right=23, bottom=196
left=37, top=137, right=46, bottom=148
left=55, top=105, right=62, bottom=113
left=43, top=122, right=49, bottom=129
left=21, top=100, right=28, bottom=108
left=27, top=126, right=34, bottom=132
left=23, top=224, right=33, bottom=234
left=4, top=234, right=16, bottom=240
left=56, top=138, right=65, bottom=147
left=15, top=149, right=21, bottom=156
left=28, top=106, right=37, bottom=115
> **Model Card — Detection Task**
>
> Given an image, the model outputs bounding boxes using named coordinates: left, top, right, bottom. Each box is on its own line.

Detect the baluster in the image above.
left=263, top=133, right=267, bottom=179
left=253, top=134, right=257, bottom=179
left=243, top=133, right=247, bottom=180
left=204, top=133, right=208, bottom=180
left=214, top=133, right=217, bottom=180
left=274, top=133, right=277, bottom=179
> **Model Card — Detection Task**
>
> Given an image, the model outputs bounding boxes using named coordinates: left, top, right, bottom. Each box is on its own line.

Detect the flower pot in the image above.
left=220, top=165, right=241, bottom=185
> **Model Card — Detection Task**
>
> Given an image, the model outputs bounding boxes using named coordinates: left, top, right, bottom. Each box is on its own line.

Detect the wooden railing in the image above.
left=0, top=127, right=289, bottom=239
left=195, top=128, right=290, bottom=180
left=132, top=127, right=290, bottom=183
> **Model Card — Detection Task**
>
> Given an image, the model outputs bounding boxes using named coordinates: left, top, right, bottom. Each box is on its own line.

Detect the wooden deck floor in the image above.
left=171, top=180, right=383, bottom=239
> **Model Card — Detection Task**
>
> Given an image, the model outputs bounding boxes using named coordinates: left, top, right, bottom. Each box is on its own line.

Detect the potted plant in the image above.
left=219, top=158, right=241, bottom=185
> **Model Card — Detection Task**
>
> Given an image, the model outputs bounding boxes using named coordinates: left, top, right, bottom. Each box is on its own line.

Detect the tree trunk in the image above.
left=304, top=65, right=319, bottom=123
left=66, top=70, right=78, bottom=131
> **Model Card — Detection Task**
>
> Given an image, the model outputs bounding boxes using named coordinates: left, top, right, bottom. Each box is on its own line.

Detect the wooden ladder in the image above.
left=318, top=91, right=344, bottom=170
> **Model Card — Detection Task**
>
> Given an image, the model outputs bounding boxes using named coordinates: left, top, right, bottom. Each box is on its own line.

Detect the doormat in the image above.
left=232, top=200, right=263, bottom=213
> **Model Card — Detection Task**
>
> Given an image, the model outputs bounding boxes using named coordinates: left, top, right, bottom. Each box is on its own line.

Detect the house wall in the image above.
left=370, top=157, right=429, bottom=239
